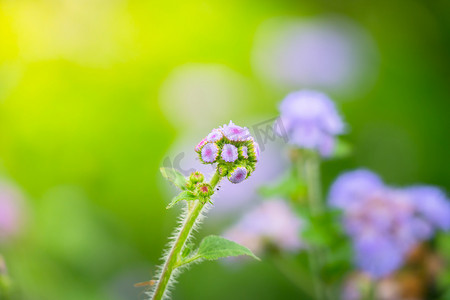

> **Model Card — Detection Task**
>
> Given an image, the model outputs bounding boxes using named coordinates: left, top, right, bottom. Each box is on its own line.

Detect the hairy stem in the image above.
left=151, top=172, right=221, bottom=300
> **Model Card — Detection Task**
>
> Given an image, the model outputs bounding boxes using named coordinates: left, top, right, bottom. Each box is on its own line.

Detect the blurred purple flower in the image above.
left=353, top=234, right=404, bottom=278
left=252, top=16, right=379, bottom=98
left=406, top=186, right=450, bottom=231
left=159, top=64, right=254, bottom=132
left=329, top=169, right=384, bottom=209
left=342, top=272, right=402, bottom=300
left=329, top=169, right=450, bottom=278
left=223, top=200, right=304, bottom=255
left=277, top=90, right=344, bottom=156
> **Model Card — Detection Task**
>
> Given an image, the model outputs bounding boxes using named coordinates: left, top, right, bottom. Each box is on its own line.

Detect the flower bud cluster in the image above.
left=185, top=171, right=214, bottom=203
left=195, top=121, right=260, bottom=184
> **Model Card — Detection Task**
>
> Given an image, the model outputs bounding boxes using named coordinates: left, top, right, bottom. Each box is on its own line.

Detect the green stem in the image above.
left=365, top=279, right=377, bottom=300
left=304, top=152, right=323, bottom=215
left=209, top=172, right=221, bottom=189
left=151, top=172, right=221, bottom=300
left=297, top=150, right=328, bottom=300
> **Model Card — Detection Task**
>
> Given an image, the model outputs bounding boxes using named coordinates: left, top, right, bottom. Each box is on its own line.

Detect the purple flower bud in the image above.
left=253, top=140, right=260, bottom=161
left=277, top=90, right=344, bottom=156
left=195, top=138, right=207, bottom=153
left=206, top=129, right=223, bottom=143
left=201, top=143, right=219, bottom=163
left=217, top=163, right=228, bottom=177
left=227, top=166, right=248, bottom=184
left=195, top=121, right=259, bottom=184
left=220, top=121, right=251, bottom=142
left=239, top=146, right=248, bottom=159
left=221, top=144, right=239, bottom=163
left=410, top=217, right=433, bottom=241
left=245, top=138, right=260, bottom=162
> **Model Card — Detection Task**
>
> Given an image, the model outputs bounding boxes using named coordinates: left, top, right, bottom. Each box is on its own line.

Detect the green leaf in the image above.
left=160, top=167, right=188, bottom=191
left=196, top=235, right=260, bottom=261
left=166, top=191, right=197, bottom=209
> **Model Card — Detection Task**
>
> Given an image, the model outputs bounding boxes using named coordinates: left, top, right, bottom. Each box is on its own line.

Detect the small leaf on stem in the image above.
left=160, top=167, right=188, bottom=190
left=196, top=235, right=260, bottom=261
left=166, top=191, right=197, bottom=209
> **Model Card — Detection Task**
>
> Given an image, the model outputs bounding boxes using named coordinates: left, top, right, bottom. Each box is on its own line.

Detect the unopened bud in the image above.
left=218, top=164, right=228, bottom=177
left=196, top=183, right=214, bottom=199
left=221, top=144, right=238, bottom=163
left=189, top=171, right=204, bottom=184
left=195, top=138, right=207, bottom=153
left=228, top=166, right=248, bottom=184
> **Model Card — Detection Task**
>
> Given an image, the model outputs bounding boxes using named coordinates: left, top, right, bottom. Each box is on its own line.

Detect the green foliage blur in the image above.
left=0, top=0, right=449, bottom=299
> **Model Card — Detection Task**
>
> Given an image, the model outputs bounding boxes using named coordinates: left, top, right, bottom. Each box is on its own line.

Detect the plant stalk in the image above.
left=151, top=172, right=221, bottom=300
left=299, top=150, right=328, bottom=300
left=304, top=152, right=323, bottom=215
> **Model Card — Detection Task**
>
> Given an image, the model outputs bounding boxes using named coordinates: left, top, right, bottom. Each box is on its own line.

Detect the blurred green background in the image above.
left=0, top=0, right=449, bottom=299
